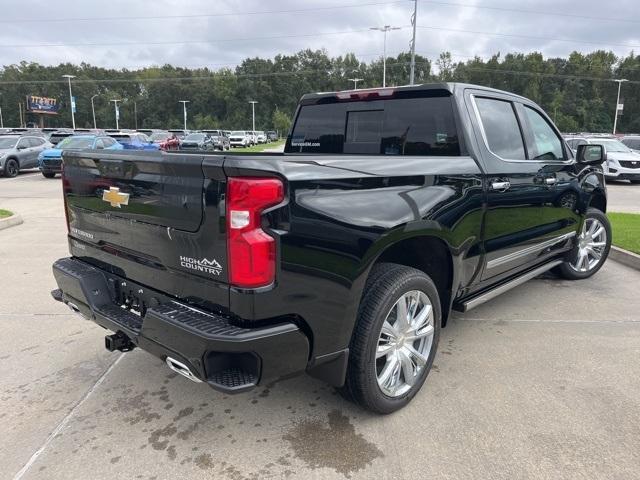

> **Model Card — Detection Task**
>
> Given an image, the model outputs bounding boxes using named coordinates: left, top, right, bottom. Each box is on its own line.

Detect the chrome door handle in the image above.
left=491, top=181, right=511, bottom=191
left=545, top=177, right=558, bottom=185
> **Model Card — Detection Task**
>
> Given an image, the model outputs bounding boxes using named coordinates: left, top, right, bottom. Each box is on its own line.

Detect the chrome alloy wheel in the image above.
left=376, top=290, right=435, bottom=397
left=570, top=218, right=607, bottom=272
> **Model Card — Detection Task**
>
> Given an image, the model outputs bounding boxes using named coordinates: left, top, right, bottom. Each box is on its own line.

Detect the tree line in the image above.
left=1, top=49, right=639, bottom=133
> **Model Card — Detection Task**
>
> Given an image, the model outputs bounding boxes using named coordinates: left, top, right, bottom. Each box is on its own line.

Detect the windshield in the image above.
left=185, top=133, right=205, bottom=141
left=57, top=137, right=94, bottom=149
left=0, top=137, right=18, bottom=149
left=231, top=131, right=246, bottom=136
left=593, top=139, right=632, bottom=153
left=150, top=132, right=170, bottom=142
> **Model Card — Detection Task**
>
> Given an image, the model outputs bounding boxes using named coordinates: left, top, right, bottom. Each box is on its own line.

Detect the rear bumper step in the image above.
left=51, top=257, right=309, bottom=393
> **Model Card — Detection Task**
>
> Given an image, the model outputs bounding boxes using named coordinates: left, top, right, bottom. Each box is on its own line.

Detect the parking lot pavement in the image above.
left=2, top=173, right=640, bottom=480
left=606, top=181, right=640, bottom=213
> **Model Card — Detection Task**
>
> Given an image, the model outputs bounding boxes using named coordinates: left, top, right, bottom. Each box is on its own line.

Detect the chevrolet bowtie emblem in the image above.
left=102, top=187, right=130, bottom=208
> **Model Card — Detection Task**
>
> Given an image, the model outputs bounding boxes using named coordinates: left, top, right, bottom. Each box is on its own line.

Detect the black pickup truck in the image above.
left=52, top=83, right=610, bottom=413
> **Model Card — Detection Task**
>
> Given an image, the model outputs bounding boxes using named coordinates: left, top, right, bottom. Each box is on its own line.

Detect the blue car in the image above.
left=109, top=132, right=159, bottom=151
left=38, top=135, right=124, bottom=178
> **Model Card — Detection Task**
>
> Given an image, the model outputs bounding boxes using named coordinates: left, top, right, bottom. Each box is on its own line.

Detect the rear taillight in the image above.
left=226, top=177, right=284, bottom=288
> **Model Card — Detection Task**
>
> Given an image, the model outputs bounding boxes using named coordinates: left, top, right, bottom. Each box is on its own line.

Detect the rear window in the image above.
left=287, top=94, right=460, bottom=155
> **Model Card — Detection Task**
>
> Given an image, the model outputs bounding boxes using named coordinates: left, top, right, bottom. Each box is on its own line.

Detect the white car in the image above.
left=565, top=136, right=640, bottom=184
left=256, top=131, right=267, bottom=144
left=229, top=131, right=250, bottom=147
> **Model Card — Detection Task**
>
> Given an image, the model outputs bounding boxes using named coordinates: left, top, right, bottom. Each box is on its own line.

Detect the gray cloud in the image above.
left=1, top=0, right=639, bottom=70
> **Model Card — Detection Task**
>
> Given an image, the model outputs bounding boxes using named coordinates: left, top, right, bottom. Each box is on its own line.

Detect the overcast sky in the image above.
left=2, top=0, right=640, bottom=70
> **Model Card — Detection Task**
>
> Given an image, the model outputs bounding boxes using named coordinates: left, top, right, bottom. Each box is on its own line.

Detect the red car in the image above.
left=149, top=131, right=180, bottom=151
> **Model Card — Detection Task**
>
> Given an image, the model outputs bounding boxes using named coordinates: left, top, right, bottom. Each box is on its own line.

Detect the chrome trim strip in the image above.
left=486, top=231, right=576, bottom=270
left=460, top=260, right=564, bottom=312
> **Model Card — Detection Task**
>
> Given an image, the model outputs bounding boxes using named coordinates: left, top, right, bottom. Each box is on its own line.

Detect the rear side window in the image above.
left=522, top=106, right=564, bottom=160
left=288, top=95, right=460, bottom=156
left=28, top=137, right=44, bottom=147
left=475, top=97, right=525, bottom=160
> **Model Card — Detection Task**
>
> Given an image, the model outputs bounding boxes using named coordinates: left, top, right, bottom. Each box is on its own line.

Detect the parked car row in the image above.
left=564, top=133, right=640, bottom=184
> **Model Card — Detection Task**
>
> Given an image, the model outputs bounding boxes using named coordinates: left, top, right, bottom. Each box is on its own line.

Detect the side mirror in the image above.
left=576, top=144, right=606, bottom=165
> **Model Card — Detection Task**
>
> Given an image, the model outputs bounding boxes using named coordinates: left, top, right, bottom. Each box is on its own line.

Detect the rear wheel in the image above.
left=342, top=263, right=440, bottom=414
left=4, top=158, right=19, bottom=178
left=42, top=171, right=56, bottom=178
left=557, top=208, right=611, bottom=280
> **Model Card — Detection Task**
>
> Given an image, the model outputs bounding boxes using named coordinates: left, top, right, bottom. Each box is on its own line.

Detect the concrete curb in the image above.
left=0, top=214, right=23, bottom=231
left=610, top=246, right=640, bottom=272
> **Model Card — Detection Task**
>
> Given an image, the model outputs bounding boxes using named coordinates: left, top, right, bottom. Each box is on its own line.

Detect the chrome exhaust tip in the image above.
left=165, top=357, right=202, bottom=383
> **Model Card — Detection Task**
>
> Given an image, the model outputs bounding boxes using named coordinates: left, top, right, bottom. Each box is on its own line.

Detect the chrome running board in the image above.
left=455, top=260, right=563, bottom=312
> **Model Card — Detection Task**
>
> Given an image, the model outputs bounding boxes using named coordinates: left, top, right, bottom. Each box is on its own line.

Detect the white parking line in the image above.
left=11, top=353, right=124, bottom=480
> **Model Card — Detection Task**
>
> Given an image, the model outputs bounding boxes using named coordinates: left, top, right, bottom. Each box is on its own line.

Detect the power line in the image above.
left=0, top=1, right=406, bottom=24
left=417, top=0, right=640, bottom=25
left=1, top=60, right=638, bottom=86
left=0, top=26, right=407, bottom=49
left=417, top=25, right=640, bottom=50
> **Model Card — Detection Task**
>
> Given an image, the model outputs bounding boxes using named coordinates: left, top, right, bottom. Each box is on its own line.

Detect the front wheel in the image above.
left=557, top=208, right=611, bottom=280
left=42, top=171, right=56, bottom=178
left=342, top=263, right=440, bottom=414
left=4, top=158, right=19, bottom=178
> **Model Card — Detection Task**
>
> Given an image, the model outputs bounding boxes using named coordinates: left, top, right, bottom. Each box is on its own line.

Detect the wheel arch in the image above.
left=359, top=234, right=456, bottom=328
left=588, top=190, right=607, bottom=213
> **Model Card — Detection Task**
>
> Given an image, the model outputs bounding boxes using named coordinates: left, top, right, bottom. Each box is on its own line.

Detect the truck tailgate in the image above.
left=62, top=150, right=230, bottom=310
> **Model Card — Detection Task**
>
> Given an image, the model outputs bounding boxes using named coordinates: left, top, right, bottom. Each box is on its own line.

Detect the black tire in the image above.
left=42, top=171, right=56, bottom=178
left=630, top=180, right=640, bottom=185
left=556, top=208, right=611, bottom=280
left=341, top=263, right=441, bottom=414
left=4, top=158, right=19, bottom=178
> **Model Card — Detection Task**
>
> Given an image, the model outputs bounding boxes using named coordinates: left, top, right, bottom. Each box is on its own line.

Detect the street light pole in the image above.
left=62, top=74, right=76, bottom=129
left=409, top=0, right=418, bottom=85
left=370, top=25, right=401, bottom=87
left=249, top=100, right=258, bottom=131
left=91, top=95, right=98, bottom=129
left=134, top=101, right=138, bottom=130
left=348, top=78, right=364, bottom=89
left=613, top=79, right=628, bottom=135
left=110, top=99, right=120, bottom=130
left=179, top=100, right=189, bottom=131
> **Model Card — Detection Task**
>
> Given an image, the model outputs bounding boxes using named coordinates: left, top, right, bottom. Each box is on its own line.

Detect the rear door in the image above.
left=466, top=90, right=577, bottom=282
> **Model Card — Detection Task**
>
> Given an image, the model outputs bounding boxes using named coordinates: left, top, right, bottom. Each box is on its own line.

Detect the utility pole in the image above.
left=18, top=102, right=23, bottom=127
left=179, top=100, right=189, bottom=131
left=409, top=0, right=418, bottom=85
left=370, top=25, right=401, bottom=87
left=348, top=78, right=364, bottom=89
left=110, top=99, right=120, bottom=130
left=134, top=101, right=138, bottom=130
left=62, top=74, right=76, bottom=129
left=249, top=100, right=258, bottom=131
left=91, top=95, right=98, bottom=129
left=0, top=94, right=3, bottom=128
left=613, top=79, right=628, bottom=135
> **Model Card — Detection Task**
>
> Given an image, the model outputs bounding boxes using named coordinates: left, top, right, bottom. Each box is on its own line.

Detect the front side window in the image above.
left=288, top=94, right=460, bottom=156
left=475, top=97, right=526, bottom=160
left=17, top=138, right=30, bottom=149
left=522, top=106, right=564, bottom=160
